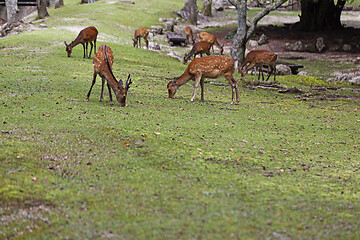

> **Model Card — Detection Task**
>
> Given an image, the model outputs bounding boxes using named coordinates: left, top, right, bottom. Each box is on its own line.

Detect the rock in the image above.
left=150, top=25, right=163, bottom=35
left=343, top=44, right=351, bottom=51
left=247, top=40, right=258, bottom=47
left=276, top=64, right=292, bottom=75
left=289, top=41, right=302, bottom=51
left=316, top=37, right=325, bottom=52
left=258, top=34, right=268, bottom=45
left=297, top=71, right=309, bottom=76
left=329, top=44, right=341, bottom=51
left=214, top=0, right=224, bottom=11
left=163, top=21, right=174, bottom=32
left=39, top=24, right=48, bottom=28
left=349, top=76, right=360, bottom=85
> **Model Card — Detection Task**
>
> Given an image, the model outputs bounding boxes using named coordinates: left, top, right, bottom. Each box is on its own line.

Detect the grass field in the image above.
left=1, top=0, right=359, bottom=239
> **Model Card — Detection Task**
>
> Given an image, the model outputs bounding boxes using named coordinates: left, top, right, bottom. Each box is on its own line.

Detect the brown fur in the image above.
left=87, top=45, right=132, bottom=107
left=64, top=26, right=98, bottom=58
left=168, top=55, right=239, bottom=104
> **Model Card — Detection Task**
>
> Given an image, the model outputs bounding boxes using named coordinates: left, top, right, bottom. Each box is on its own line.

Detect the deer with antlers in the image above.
left=185, top=26, right=195, bottom=45
left=168, top=55, right=239, bottom=104
left=241, top=51, right=277, bottom=81
left=198, top=32, right=224, bottom=55
left=64, top=26, right=98, bottom=58
left=183, top=41, right=212, bottom=64
left=133, top=27, right=149, bottom=49
left=86, top=45, right=132, bottom=107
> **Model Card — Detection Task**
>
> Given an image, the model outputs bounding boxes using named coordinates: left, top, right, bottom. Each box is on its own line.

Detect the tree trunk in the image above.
left=55, top=0, right=64, bottom=8
left=229, top=0, right=287, bottom=68
left=37, top=0, right=49, bottom=19
left=202, top=0, right=212, bottom=17
left=5, top=0, right=19, bottom=25
left=229, top=0, right=247, bottom=67
left=182, top=0, right=198, bottom=25
left=297, top=0, right=345, bottom=31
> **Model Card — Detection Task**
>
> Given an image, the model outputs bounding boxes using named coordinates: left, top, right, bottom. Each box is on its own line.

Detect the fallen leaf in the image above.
left=31, top=177, right=38, bottom=181
left=154, top=132, right=161, bottom=135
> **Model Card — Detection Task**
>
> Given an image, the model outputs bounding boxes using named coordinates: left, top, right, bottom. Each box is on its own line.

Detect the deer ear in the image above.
left=64, top=41, right=68, bottom=46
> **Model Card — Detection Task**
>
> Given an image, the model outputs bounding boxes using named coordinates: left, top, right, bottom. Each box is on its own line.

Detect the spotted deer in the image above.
left=183, top=41, right=212, bottom=64
left=168, top=55, right=239, bottom=104
left=87, top=45, right=132, bottom=107
left=198, top=32, right=224, bottom=55
left=64, top=26, right=98, bottom=58
left=132, top=28, right=149, bottom=49
left=239, top=49, right=269, bottom=74
left=185, top=26, right=195, bottom=45
left=241, top=51, right=277, bottom=81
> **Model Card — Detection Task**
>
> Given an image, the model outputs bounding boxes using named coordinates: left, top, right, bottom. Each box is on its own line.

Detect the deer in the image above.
left=185, top=26, right=195, bottom=45
left=132, top=27, right=149, bottom=49
left=198, top=32, right=224, bottom=55
left=167, top=55, right=239, bottom=104
left=239, top=49, right=269, bottom=74
left=64, top=26, right=98, bottom=58
left=86, top=45, right=132, bottom=107
left=241, top=51, right=277, bottom=81
left=183, top=41, right=212, bottom=64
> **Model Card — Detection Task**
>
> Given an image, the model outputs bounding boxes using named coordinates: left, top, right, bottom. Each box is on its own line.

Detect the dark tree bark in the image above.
left=37, top=0, right=49, bottom=19
left=55, top=0, right=64, bottom=8
left=5, top=0, right=19, bottom=24
left=202, top=0, right=212, bottom=17
left=297, top=0, right=345, bottom=31
left=182, top=0, right=198, bottom=25
left=229, top=0, right=287, bottom=68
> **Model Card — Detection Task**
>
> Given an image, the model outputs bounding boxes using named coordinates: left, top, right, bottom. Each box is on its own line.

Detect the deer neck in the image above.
left=174, top=69, right=192, bottom=86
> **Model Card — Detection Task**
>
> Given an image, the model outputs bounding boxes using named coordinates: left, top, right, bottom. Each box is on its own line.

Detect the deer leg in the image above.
left=200, top=77, right=205, bottom=101
left=86, top=72, right=97, bottom=101
left=94, top=40, right=97, bottom=56
left=81, top=43, right=86, bottom=58
left=89, top=42, right=94, bottom=59
left=145, top=37, right=149, bottom=49
left=100, top=77, right=105, bottom=102
left=85, top=42, right=89, bottom=58
left=138, top=37, right=141, bottom=48
left=225, top=74, right=239, bottom=105
left=106, top=81, right=114, bottom=105
left=190, top=75, right=202, bottom=102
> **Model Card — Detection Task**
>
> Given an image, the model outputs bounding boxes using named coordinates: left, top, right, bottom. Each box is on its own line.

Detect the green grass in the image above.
left=1, top=0, right=360, bottom=239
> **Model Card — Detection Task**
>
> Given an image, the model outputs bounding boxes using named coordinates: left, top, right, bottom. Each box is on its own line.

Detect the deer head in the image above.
left=167, top=78, right=178, bottom=99
left=132, top=38, right=138, bottom=48
left=115, top=74, right=132, bottom=107
left=64, top=41, right=72, bottom=57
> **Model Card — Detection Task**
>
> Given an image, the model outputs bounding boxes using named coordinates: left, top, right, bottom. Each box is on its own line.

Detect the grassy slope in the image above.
left=1, top=0, right=359, bottom=239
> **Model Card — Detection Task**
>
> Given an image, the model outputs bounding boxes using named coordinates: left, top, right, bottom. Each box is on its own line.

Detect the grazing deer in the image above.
left=185, top=26, right=195, bottom=45
left=239, top=49, right=269, bottom=74
left=168, top=55, right=239, bottom=104
left=64, top=26, right=98, bottom=58
left=241, top=51, right=277, bottom=81
left=198, top=32, right=224, bottom=55
left=183, top=41, right=212, bottom=64
left=86, top=45, right=132, bottom=107
left=133, top=27, right=149, bottom=49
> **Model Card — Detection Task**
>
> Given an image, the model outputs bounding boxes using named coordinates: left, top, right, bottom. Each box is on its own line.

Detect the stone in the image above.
left=258, top=34, right=268, bottom=45
left=247, top=40, right=258, bottom=47
left=297, top=71, right=309, bottom=76
left=150, top=25, right=163, bottom=35
left=290, top=41, right=302, bottom=51
left=276, top=64, right=292, bottom=75
left=343, top=44, right=352, bottom=51
left=316, top=37, right=325, bottom=52
left=349, top=76, right=360, bottom=85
